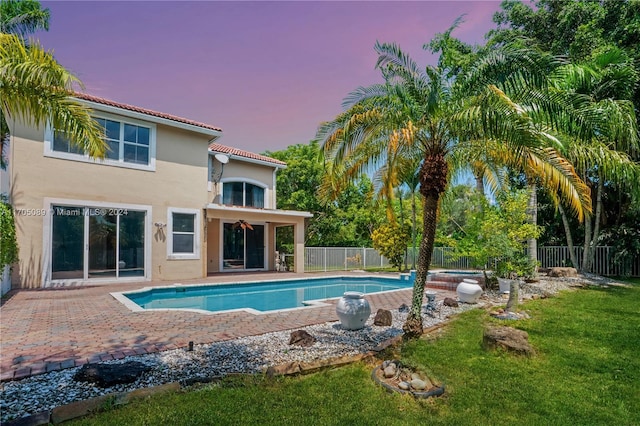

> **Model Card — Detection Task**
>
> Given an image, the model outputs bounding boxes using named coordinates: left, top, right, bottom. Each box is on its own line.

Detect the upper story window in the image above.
left=223, top=181, right=265, bottom=208
left=45, top=113, right=156, bottom=171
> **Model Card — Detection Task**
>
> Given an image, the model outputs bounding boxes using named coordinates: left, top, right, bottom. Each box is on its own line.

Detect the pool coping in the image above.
left=110, top=274, right=415, bottom=316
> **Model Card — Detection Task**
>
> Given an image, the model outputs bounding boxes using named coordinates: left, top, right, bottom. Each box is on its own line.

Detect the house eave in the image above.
left=207, top=150, right=286, bottom=169
left=76, top=98, right=223, bottom=140
left=205, top=204, right=313, bottom=219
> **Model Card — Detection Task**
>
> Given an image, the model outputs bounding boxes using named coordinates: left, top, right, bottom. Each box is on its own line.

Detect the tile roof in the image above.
left=73, top=93, right=283, bottom=167
left=74, top=93, right=223, bottom=132
left=209, top=143, right=286, bottom=167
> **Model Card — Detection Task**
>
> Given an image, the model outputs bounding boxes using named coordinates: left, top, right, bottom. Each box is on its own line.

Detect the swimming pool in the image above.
left=113, top=276, right=413, bottom=314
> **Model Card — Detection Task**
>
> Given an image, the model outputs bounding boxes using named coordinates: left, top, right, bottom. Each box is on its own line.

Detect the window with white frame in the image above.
left=46, top=114, right=154, bottom=169
left=223, top=181, right=265, bottom=208
left=167, top=208, right=200, bottom=259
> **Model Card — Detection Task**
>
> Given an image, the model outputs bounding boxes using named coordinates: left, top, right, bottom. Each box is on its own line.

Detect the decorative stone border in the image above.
left=371, top=361, right=445, bottom=399
left=6, top=333, right=409, bottom=426
left=5, top=382, right=180, bottom=426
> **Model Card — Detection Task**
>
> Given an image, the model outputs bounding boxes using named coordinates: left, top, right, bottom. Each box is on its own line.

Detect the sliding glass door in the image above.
left=223, top=223, right=244, bottom=269
left=222, top=222, right=265, bottom=270
left=88, top=211, right=117, bottom=278
left=51, top=207, right=84, bottom=280
left=51, top=205, right=145, bottom=281
left=245, top=225, right=264, bottom=269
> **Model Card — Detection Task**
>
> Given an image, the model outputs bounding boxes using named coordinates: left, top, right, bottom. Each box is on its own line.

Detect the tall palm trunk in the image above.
left=558, top=204, right=580, bottom=269
left=411, top=192, right=417, bottom=270
left=403, top=193, right=440, bottom=337
left=585, top=177, right=604, bottom=272
left=403, top=153, right=447, bottom=338
left=527, top=182, right=538, bottom=273
left=581, top=213, right=592, bottom=272
left=474, top=171, right=484, bottom=196
left=397, top=189, right=408, bottom=271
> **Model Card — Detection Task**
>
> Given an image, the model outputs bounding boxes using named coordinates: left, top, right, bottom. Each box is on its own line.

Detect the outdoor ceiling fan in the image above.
left=232, top=220, right=253, bottom=230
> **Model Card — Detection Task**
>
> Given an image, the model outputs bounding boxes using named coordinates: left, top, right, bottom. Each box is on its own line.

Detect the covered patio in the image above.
left=205, top=204, right=312, bottom=274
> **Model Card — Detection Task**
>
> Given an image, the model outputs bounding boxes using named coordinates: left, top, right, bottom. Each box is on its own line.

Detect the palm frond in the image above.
left=0, top=33, right=106, bottom=158
left=0, top=0, right=50, bottom=40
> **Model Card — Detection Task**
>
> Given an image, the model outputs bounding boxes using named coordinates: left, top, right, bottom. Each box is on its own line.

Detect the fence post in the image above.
left=323, top=247, right=327, bottom=272
left=344, top=247, right=347, bottom=271
left=363, top=247, right=367, bottom=269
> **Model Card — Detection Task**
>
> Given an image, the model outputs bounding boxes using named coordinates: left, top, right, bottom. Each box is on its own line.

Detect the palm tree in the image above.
left=1, top=3, right=106, bottom=271
left=316, top=42, right=591, bottom=338
left=1, top=33, right=107, bottom=160
left=0, top=0, right=49, bottom=40
left=548, top=48, right=640, bottom=271
left=1, top=0, right=49, bottom=167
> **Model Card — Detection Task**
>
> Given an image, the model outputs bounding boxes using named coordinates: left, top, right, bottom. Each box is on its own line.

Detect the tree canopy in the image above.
left=487, top=0, right=640, bottom=272
left=265, top=141, right=384, bottom=248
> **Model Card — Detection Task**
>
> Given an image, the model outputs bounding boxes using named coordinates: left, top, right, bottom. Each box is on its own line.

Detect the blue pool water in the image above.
left=122, top=276, right=412, bottom=313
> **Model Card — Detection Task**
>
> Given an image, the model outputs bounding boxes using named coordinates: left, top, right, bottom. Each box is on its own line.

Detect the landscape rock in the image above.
left=373, top=309, right=393, bottom=326
left=548, top=267, right=578, bottom=277
left=73, top=362, right=151, bottom=388
left=483, top=326, right=535, bottom=356
left=383, top=364, right=397, bottom=378
left=443, top=297, right=458, bottom=307
left=288, top=330, right=316, bottom=347
left=410, top=379, right=427, bottom=390
left=398, top=381, right=410, bottom=390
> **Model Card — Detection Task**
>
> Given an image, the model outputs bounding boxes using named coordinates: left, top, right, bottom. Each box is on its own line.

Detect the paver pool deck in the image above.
left=0, top=272, right=455, bottom=382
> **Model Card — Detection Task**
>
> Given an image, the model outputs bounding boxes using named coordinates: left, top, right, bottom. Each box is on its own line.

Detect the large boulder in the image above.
left=74, top=361, right=151, bottom=387
left=289, top=330, right=316, bottom=347
left=548, top=267, right=578, bottom=277
left=373, top=309, right=393, bottom=326
left=483, top=326, right=534, bottom=356
left=443, top=297, right=458, bottom=307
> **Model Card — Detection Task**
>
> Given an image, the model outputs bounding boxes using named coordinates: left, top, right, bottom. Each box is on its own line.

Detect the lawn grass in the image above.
left=71, top=283, right=640, bottom=426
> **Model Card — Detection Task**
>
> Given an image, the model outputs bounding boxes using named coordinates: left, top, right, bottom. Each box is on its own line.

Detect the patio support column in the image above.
left=294, top=219, right=305, bottom=273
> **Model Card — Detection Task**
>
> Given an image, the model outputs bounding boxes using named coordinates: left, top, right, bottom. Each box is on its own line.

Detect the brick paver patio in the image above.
left=0, top=272, right=454, bottom=382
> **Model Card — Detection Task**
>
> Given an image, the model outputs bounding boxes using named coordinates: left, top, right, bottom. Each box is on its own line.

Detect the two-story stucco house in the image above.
left=4, top=94, right=311, bottom=289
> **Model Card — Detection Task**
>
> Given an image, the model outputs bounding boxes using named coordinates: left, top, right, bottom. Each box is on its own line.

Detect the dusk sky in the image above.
left=38, top=1, right=503, bottom=153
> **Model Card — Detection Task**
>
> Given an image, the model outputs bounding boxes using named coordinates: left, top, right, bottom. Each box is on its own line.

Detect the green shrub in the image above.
left=0, top=200, right=18, bottom=270
left=371, top=222, right=410, bottom=271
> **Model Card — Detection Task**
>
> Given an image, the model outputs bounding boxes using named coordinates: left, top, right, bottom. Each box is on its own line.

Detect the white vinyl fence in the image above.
left=537, top=246, right=640, bottom=277
left=304, top=247, right=391, bottom=272
left=305, top=246, right=639, bottom=277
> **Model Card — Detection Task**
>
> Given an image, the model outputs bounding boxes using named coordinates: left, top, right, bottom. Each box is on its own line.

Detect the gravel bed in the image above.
left=0, top=274, right=616, bottom=422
